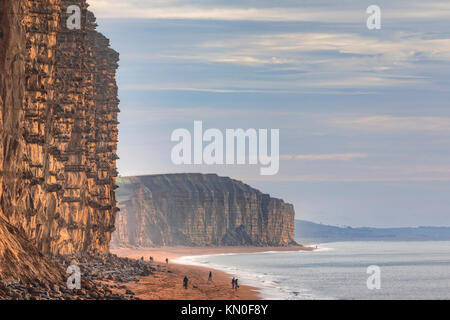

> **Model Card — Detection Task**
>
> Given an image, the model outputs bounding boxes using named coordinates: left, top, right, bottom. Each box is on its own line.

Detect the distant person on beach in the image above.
left=140, top=256, right=144, bottom=263
left=208, top=271, right=212, bottom=281
left=149, top=256, right=153, bottom=263
left=232, top=277, right=235, bottom=289
left=183, top=276, right=189, bottom=289
left=235, top=279, right=239, bottom=289
left=166, top=258, right=169, bottom=264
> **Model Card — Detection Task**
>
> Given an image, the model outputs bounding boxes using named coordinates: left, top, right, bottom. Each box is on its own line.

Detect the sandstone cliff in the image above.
left=112, top=174, right=296, bottom=247
left=0, top=0, right=119, bottom=281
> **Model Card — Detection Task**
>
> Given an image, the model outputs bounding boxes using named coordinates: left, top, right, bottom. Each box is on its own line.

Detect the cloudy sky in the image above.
left=89, top=0, right=450, bottom=227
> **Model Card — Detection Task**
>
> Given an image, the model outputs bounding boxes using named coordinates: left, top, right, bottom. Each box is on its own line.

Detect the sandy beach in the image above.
left=112, top=246, right=314, bottom=300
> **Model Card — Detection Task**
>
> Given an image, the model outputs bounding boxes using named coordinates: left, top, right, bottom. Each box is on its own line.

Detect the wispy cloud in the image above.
left=89, top=0, right=450, bottom=22
left=88, top=1, right=361, bottom=21
left=281, top=153, right=368, bottom=161
left=120, top=84, right=266, bottom=93
left=329, top=115, right=450, bottom=133
left=100, top=0, right=450, bottom=93
left=132, top=31, right=450, bottom=90
left=200, top=32, right=450, bottom=61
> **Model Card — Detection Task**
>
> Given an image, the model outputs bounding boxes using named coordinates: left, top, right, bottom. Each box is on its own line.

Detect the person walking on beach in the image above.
left=149, top=256, right=153, bottom=263
left=235, top=278, right=239, bottom=290
left=231, top=277, right=235, bottom=289
left=208, top=271, right=212, bottom=281
left=140, top=256, right=144, bottom=263
left=183, top=276, right=189, bottom=289
left=166, top=258, right=169, bottom=264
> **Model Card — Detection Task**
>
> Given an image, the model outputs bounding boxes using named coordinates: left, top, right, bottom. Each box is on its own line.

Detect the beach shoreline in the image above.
left=111, top=245, right=314, bottom=300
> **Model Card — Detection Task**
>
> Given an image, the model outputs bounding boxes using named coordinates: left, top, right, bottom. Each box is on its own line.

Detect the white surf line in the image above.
left=172, top=250, right=316, bottom=300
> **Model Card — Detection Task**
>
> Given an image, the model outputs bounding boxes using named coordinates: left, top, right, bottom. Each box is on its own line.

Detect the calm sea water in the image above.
left=174, top=241, right=450, bottom=299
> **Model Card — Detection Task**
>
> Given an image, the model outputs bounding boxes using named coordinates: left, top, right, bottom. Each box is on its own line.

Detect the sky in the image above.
left=88, top=0, right=450, bottom=227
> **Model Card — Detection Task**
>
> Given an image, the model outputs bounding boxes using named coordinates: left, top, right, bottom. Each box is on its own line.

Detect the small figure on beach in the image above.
left=183, top=276, right=189, bottom=289
left=231, top=277, right=235, bottom=289
left=166, top=258, right=169, bottom=264
left=235, top=278, right=239, bottom=290
left=140, top=256, right=144, bottom=263
left=149, top=256, right=153, bottom=263
left=208, top=271, right=212, bottom=281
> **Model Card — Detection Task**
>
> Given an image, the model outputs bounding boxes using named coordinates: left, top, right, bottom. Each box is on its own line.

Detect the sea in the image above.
left=174, top=241, right=450, bottom=300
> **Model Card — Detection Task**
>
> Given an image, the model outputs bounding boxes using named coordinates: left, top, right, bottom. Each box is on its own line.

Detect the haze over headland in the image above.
left=89, top=0, right=450, bottom=228
left=295, top=220, right=450, bottom=243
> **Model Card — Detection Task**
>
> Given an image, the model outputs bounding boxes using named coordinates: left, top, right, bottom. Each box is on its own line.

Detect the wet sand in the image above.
left=112, top=246, right=313, bottom=300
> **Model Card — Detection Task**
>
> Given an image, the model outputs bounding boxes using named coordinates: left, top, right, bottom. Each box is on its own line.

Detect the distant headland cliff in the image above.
left=112, top=174, right=297, bottom=247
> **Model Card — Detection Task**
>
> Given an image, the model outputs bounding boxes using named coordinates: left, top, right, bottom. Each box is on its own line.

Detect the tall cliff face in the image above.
left=0, top=0, right=119, bottom=273
left=112, top=174, right=296, bottom=247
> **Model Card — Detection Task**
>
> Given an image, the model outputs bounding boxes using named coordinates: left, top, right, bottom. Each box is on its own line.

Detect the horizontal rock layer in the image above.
left=112, top=174, right=296, bottom=247
left=0, top=0, right=119, bottom=280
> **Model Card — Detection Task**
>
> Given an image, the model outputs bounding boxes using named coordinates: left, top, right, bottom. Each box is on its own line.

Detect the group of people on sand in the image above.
left=139, top=256, right=169, bottom=264
left=138, top=256, right=241, bottom=292
left=182, top=271, right=240, bottom=291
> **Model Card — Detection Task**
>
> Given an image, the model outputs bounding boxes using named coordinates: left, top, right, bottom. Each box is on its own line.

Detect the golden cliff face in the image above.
left=112, top=174, right=297, bottom=247
left=0, top=0, right=119, bottom=261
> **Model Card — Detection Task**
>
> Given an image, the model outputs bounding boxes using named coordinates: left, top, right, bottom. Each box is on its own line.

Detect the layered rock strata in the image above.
left=0, top=0, right=119, bottom=281
left=112, top=174, right=297, bottom=247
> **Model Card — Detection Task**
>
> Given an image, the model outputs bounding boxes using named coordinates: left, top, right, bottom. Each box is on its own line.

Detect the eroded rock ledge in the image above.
left=112, top=174, right=297, bottom=247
